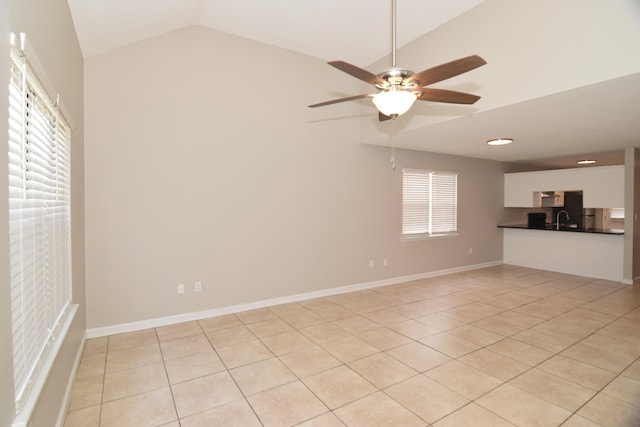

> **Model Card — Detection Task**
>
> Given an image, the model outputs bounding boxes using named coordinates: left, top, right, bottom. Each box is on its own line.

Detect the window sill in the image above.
left=12, top=304, right=78, bottom=427
left=401, top=233, right=459, bottom=242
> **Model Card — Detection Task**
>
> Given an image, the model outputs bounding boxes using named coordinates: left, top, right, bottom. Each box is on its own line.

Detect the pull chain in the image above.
left=390, top=118, right=396, bottom=170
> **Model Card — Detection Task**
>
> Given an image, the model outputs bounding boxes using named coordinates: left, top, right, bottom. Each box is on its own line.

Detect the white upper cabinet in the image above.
left=504, top=173, right=538, bottom=207
left=504, top=165, right=624, bottom=208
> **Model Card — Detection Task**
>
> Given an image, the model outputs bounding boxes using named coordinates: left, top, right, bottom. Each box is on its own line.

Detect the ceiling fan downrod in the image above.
left=391, top=0, right=397, bottom=68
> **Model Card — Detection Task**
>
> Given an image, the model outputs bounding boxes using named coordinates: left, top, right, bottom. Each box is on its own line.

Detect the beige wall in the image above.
left=626, top=147, right=640, bottom=281
left=84, top=26, right=507, bottom=330
left=2, top=0, right=85, bottom=426
left=635, top=149, right=640, bottom=280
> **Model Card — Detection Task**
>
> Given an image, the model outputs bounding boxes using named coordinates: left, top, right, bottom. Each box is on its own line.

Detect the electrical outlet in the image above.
left=177, top=283, right=184, bottom=294
left=469, top=248, right=473, bottom=254
left=369, top=259, right=374, bottom=268
left=195, top=281, right=202, bottom=292
left=383, top=258, right=389, bottom=267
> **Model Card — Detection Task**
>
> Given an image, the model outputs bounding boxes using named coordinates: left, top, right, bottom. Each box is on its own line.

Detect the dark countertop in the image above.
left=498, top=224, right=624, bottom=235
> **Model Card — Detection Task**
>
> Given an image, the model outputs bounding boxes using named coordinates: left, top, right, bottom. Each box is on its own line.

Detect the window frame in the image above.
left=401, top=168, right=459, bottom=241
left=7, top=34, right=76, bottom=419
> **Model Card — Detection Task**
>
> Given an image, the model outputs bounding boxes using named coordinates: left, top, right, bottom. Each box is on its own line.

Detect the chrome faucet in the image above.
left=556, top=210, right=570, bottom=230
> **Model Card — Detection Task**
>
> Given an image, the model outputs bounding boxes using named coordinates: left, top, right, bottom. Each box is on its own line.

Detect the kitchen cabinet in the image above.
left=504, top=173, right=537, bottom=207
left=504, top=165, right=624, bottom=208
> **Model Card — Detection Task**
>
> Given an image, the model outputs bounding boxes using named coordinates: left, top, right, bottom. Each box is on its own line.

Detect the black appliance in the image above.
left=528, top=212, right=547, bottom=228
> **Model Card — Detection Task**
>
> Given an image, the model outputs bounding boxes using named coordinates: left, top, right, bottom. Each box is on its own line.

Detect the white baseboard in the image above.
left=55, top=334, right=86, bottom=427
left=86, top=261, right=502, bottom=339
left=622, top=274, right=640, bottom=285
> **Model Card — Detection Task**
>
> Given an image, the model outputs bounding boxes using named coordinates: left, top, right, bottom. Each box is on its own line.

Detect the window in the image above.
left=402, top=168, right=458, bottom=238
left=8, top=38, right=73, bottom=412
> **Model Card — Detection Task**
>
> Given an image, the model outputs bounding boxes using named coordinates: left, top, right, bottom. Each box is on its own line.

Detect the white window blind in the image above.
left=402, top=168, right=457, bottom=238
left=8, top=43, right=72, bottom=411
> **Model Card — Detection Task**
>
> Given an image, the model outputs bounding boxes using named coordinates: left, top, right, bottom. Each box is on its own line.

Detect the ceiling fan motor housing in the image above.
left=377, top=68, right=417, bottom=89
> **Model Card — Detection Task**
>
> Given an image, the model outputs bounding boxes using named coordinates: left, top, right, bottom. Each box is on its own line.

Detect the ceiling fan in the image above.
left=308, top=0, right=486, bottom=121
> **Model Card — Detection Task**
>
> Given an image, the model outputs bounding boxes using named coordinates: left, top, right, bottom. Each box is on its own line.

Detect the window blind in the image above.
left=402, top=168, right=457, bottom=237
left=8, top=45, right=72, bottom=411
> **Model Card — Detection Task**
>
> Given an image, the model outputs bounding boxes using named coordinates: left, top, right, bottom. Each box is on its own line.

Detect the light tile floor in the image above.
left=64, top=265, right=640, bottom=427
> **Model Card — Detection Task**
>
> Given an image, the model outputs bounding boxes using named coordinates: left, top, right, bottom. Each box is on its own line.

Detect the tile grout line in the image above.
left=199, top=315, right=268, bottom=426
left=156, top=326, right=183, bottom=426
left=65, top=266, right=638, bottom=426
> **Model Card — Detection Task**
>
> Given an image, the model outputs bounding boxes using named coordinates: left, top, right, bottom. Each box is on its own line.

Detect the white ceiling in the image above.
left=369, top=73, right=640, bottom=167
left=67, top=0, right=640, bottom=168
left=67, top=0, right=484, bottom=65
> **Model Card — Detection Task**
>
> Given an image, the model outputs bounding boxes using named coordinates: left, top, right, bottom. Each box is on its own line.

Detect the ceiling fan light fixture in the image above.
left=372, top=89, right=417, bottom=117
left=308, top=0, right=485, bottom=121
left=487, top=138, right=513, bottom=146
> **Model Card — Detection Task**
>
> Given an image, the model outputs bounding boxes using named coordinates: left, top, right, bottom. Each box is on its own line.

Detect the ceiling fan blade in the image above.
left=406, top=55, right=486, bottom=87
left=328, top=61, right=387, bottom=86
left=417, top=88, right=480, bottom=104
left=308, top=93, right=374, bottom=108
left=378, top=111, right=393, bottom=122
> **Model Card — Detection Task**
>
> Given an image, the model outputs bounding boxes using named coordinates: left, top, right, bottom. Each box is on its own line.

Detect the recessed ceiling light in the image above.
left=487, top=138, right=513, bottom=146
left=576, top=159, right=597, bottom=165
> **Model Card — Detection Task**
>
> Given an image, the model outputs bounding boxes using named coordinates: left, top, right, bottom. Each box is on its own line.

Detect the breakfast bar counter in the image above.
left=498, top=224, right=623, bottom=235
left=498, top=225, right=624, bottom=282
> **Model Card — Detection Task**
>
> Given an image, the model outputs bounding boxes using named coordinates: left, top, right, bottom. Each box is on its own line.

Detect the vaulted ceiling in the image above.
left=67, top=0, right=484, bottom=64
left=67, top=0, right=640, bottom=168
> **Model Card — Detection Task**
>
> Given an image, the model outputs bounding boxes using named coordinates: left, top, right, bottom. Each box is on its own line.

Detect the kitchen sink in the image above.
left=544, top=223, right=583, bottom=231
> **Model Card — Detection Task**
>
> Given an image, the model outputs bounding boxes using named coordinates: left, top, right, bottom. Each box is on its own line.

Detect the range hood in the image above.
left=534, top=191, right=565, bottom=207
